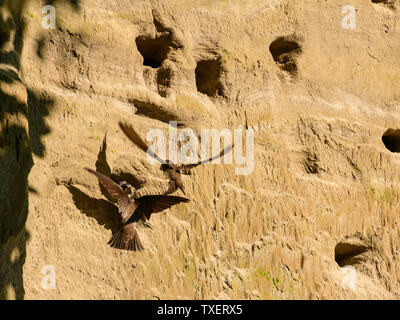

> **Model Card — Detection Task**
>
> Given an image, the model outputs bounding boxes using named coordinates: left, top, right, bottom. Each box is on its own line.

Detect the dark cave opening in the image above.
left=382, top=128, right=400, bottom=153
left=334, top=241, right=370, bottom=267
left=135, top=35, right=171, bottom=68
left=269, top=37, right=302, bottom=74
left=371, top=0, right=396, bottom=8
left=195, top=58, right=224, bottom=97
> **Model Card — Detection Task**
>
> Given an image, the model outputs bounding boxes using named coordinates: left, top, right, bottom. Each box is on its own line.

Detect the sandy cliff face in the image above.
left=1, top=0, right=400, bottom=299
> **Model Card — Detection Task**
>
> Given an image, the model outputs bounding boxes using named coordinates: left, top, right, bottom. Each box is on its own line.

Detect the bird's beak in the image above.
left=129, top=187, right=134, bottom=194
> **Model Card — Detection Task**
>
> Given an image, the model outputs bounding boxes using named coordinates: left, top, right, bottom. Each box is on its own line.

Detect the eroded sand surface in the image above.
left=1, top=0, right=400, bottom=299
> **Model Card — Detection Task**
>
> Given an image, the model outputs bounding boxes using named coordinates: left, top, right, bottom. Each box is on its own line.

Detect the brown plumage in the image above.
left=119, top=121, right=234, bottom=195
left=85, top=168, right=190, bottom=251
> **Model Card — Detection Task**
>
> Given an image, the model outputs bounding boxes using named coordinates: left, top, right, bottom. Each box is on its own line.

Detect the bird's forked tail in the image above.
left=108, top=223, right=144, bottom=251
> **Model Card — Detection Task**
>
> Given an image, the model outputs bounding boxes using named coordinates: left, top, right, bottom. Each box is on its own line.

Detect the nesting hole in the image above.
left=371, top=0, right=396, bottom=9
left=334, top=240, right=370, bottom=267
left=382, top=128, right=400, bottom=152
left=269, top=37, right=302, bottom=75
left=195, top=58, right=225, bottom=97
left=135, top=35, right=171, bottom=68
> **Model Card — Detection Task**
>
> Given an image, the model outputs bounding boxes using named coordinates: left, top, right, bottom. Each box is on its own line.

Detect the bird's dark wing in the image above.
left=135, top=195, right=190, bottom=220
left=119, top=122, right=166, bottom=164
left=178, top=144, right=234, bottom=170
left=108, top=222, right=144, bottom=251
left=85, top=168, right=137, bottom=223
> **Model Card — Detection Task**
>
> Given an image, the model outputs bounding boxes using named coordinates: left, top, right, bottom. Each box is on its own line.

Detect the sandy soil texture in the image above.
left=1, top=0, right=400, bottom=299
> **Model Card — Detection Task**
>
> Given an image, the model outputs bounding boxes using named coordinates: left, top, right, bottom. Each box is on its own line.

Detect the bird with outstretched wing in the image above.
left=119, top=121, right=234, bottom=195
left=85, top=168, right=189, bottom=251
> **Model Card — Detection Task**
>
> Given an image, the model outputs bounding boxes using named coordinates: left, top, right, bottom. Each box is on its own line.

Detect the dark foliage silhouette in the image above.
left=0, top=0, right=80, bottom=300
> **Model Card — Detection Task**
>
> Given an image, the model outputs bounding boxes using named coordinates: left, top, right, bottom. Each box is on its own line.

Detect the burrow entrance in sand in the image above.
left=135, top=34, right=171, bottom=69
left=382, top=128, right=400, bottom=152
left=195, top=58, right=225, bottom=97
left=269, top=36, right=302, bottom=75
left=334, top=239, right=371, bottom=267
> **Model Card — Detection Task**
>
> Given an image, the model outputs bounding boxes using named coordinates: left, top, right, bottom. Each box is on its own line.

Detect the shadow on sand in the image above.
left=0, top=0, right=80, bottom=300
